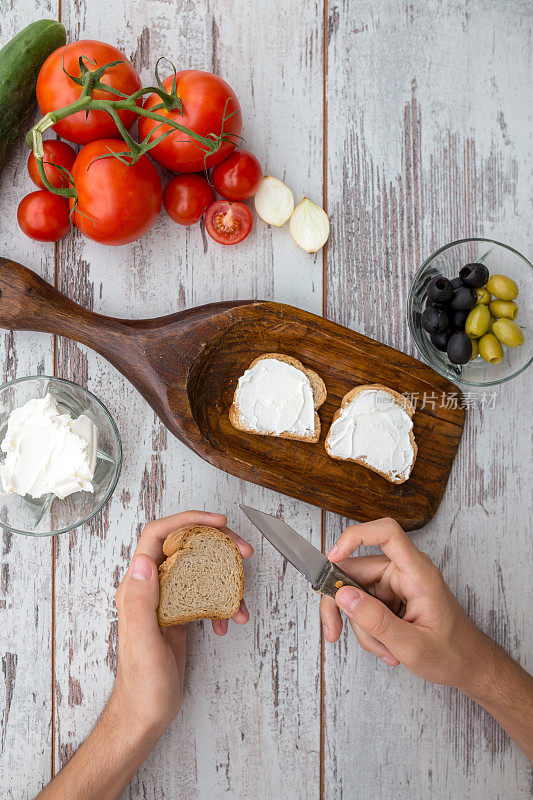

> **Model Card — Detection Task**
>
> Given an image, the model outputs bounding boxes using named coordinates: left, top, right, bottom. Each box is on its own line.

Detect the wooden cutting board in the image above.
left=0, top=258, right=465, bottom=530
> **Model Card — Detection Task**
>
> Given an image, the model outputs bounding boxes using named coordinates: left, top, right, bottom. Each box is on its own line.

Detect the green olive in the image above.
left=488, top=315, right=497, bottom=333
left=476, top=287, right=491, bottom=305
left=465, top=304, right=490, bottom=338
left=492, top=318, right=524, bottom=348
left=485, top=274, right=519, bottom=301
left=479, top=333, right=503, bottom=364
left=469, top=337, right=479, bottom=361
left=488, top=299, right=518, bottom=320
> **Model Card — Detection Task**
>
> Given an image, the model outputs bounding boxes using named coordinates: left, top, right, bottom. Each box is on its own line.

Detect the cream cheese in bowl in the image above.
left=0, top=393, right=98, bottom=500
left=0, top=377, right=121, bottom=536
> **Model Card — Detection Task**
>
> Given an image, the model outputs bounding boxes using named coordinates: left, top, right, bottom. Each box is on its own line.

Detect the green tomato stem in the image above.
left=35, top=156, right=76, bottom=199
left=25, top=56, right=231, bottom=199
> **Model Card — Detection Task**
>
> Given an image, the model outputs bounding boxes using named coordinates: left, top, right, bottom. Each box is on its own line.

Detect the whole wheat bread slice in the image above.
left=157, top=525, right=244, bottom=627
left=229, top=353, right=327, bottom=443
left=325, top=383, right=417, bottom=484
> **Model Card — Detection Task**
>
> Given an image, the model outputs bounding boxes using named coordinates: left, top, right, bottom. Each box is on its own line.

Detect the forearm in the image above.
left=459, top=632, right=533, bottom=761
left=35, top=694, right=165, bottom=800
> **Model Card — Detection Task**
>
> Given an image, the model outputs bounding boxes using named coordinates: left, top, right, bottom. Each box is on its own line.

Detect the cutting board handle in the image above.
left=0, top=257, right=137, bottom=362
left=0, top=257, right=105, bottom=334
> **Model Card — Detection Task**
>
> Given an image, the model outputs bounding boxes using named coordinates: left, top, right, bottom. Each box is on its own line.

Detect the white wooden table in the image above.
left=1, top=2, right=532, bottom=798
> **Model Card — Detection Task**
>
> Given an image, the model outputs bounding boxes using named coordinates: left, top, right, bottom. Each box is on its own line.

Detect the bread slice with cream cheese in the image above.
left=157, top=525, right=245, bottom=627
left=229, top=353, right=326, bottom=443
left=325, top=384, right=417, bottom=484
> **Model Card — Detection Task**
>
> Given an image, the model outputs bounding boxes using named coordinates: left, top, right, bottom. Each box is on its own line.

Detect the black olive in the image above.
left=447, top=331, right=473, bottom=364
left=425, top=297, right=446, bottom=310
left=450, top=277, right=463, bottom=290
left=422, top=306, right=449, bottom=334
left=452, top=310, right=468, bottom=329
left=426, top=275, right=453, bottom=304
left=430, top=330, right=450, bottom=351
left=450, top=286, right=477, bottom=311
left=459, top=262, right=489, bottom=288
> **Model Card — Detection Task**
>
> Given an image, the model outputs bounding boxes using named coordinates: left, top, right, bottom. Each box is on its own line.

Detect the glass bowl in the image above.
left=408, top=238, right=533, bottom=386
left=0, top=377, right=122, bottom=536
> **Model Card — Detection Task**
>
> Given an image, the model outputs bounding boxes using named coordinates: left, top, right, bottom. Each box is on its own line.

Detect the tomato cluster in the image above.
left=19, top=140, right=75, bottom=241
left=18, top=40, right=263, bottom=247
left=162, top=150, right=261, bottom=244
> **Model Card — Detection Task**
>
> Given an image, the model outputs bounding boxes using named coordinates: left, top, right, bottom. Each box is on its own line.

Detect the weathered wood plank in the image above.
left=324, top=1, right=533, bottom=798
left=53, top=1, right=324, bottom=798
left=4, top=2, right=532, bottom=798
left=0, top=4, right=58, bottom=795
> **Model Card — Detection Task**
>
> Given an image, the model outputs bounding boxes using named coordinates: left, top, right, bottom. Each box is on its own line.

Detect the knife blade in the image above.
left=240, top=505, right=327, bottom=584
left=240, top=505, right=374, bottom=600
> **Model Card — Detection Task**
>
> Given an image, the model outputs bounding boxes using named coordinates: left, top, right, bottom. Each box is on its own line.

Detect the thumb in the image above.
left=122, top=554, right=161, bottom=645
left=335, top=586, right=416, bottom=658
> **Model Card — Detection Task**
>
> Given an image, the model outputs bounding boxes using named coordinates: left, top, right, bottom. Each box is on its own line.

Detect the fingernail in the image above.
left=130, top=556, right=152, bottom=582
left=239, top=599, right=248, bottom=615
left=336, top=587, right=362, bottom=611
left=328, top=545, right=339, bottom=559
left=380, top=655, right=395, bottom=666
left=323, top=625, right=330, bottom=640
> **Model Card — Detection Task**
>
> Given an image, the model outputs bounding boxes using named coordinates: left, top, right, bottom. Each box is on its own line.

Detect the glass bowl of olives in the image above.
left=408, top=238, right=532, bottom=386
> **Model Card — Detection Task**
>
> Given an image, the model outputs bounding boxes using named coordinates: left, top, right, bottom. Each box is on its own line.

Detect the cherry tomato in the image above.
left=17, top=191, right=70, bottom=242
left=36, top=41, right=142, bottom=145
left=69, top=139, right=162, bottom=246
left=211, top=150, right=262, bottom=201
left=163, top=174, right=215, bottom=226
left=204, top=200, right=252, bottom=245
left=139, top=70, right=242, bottom=172
left=27, top=140, right=77, bottom=189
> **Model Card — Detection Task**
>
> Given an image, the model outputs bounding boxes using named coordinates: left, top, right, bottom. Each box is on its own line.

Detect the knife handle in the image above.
left=312, top=560, right=375, bottom=600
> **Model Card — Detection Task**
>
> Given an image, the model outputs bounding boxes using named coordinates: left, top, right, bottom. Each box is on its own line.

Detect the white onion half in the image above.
left=289, top=197, right=329, bottom=253
left=254, top=176, right=295, bottom=227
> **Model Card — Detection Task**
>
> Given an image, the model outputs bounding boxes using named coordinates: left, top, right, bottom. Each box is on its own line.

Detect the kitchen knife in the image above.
left=240, top=505, right=375, bottom=600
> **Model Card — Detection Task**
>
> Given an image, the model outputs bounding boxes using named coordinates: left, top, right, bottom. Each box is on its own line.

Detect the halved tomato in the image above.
left=204, top=200, right=252, bottom=245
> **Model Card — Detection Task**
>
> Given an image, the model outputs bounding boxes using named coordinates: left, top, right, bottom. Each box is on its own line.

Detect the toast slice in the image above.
left=325, top=384, right=417, bottom=484
left=157, top=525, right=245, bottom=627
left=229, top=353, right=327, bottom=443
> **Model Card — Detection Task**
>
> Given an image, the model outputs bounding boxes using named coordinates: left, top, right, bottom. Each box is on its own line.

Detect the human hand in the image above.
left=320, top=518, right=491, bottom=690
left=110, top=510, right=253, bottom=740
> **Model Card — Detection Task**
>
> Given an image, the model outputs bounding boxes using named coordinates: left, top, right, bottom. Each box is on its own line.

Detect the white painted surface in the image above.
left=0, top=2, right=531, bottom=798
left=325, top=2, right=533, bottom=798
left=0, top=4, right=57, bottom=796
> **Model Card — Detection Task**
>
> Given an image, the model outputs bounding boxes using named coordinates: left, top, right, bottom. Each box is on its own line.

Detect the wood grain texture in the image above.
left=0, top=262, right=465, bottom=527
left=324, top=1, right=533, bottom=798
left=1, top=1, right=532, bottom=799
left=0, top=4, right=58, bottom=797
left=52, top=1, right=324, bottom=799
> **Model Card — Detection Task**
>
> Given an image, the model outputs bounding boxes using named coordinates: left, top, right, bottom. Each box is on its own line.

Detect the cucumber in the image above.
left=0, top=19, right=66, bottom=173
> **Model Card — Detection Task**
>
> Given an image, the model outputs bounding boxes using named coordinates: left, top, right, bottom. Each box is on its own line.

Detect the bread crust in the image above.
left=325, top=383, right=417, bottom=484
left=229, top=353, right=327, bottom=443
left=157, top=525, right=245, bottom=627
